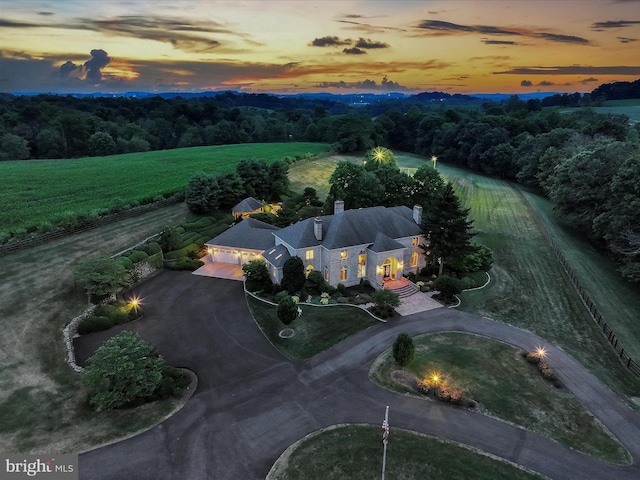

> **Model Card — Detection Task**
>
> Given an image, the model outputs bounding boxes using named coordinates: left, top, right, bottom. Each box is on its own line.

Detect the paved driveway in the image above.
left=77, top=271, right=640, bottom=480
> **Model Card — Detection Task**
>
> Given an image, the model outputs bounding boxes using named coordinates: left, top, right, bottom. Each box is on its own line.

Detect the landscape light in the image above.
left=431, top=372, right=441, bottom=385
left=129, top=297, right=141, bottom=311
left=536, top=347, right=547, bottom=358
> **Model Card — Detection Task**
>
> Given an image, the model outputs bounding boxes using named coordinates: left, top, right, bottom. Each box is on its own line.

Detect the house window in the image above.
left=306, top=249, right=314, bottom=260
left=340, top=250, right=348, bottom=259
left=340, top=265, right=347, bottom=281
left=358, top=251, right=366, bottom=278
left=324, top=267, right=329, bottom=282
left=411, top=251, right=419, bottom=267
left=412, top=237, right=419, bottom=246
left=306, top=264, right=314, bottom=276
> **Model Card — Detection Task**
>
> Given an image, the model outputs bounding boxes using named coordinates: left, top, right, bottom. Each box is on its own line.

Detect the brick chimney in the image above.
left=314, top=217, right=323, bottom=241
left=334, top=199, right=345, bottom=215
left=413, top=205, right=423, bottom=225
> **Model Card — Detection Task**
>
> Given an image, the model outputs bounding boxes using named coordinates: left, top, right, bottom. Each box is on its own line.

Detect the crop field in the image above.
left=0, top=142, right=329, bottom=237
left=439, top=164, right=640, bottom=400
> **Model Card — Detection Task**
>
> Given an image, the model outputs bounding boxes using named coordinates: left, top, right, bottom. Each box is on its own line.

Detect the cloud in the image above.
left=310, top=36, right=352, bottom=47
left=591, top=20, right=640, bottom=29
left=482, top=39, right=517, bottom=45
left=336, top=19, right=406, bottom=34
left=538, top=80, right=554, bottom=86
left=355, top=38, right=389, bottom=49
left=314, top=75, right=416, bottom=92
left=581, top=77, right=599, bottom=84
left=84, top=49, right=110, bottom=82
left=494, top=65, right=640, bottom=75
left=618, top=36, right=638, bottom=43
left=343, top=47, right=367, bottom=55
left=521, top=80, right=532, bottom=86
left=415, top=19, right=590, bottom=44
left=59, top=60, right=79, bottom=78
left=37, top=12, right=55, bottom=16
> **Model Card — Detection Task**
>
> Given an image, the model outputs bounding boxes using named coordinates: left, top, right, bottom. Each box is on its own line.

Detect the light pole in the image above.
left=431, top=155, right=438, bottom=169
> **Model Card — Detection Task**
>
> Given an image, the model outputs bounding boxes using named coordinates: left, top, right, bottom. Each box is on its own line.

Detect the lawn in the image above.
left=267, top=424, right=546, bottom=480
left=0, top=202, right=194, bottom=453
left=0, top=142, right=330, bottom=237
left=369, top=332, right=629, bottom=463
left=246, top=294, right=378, bottom=360
left=558, top=101, right=640, bottom=123
left=437, top=163, right=640, bottom=401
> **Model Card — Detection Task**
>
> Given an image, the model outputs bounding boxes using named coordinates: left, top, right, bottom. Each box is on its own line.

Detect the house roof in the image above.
left=206, top=218, right=279, bottom=251
left=262, top=244, right=291, bottom=267
left=368, top=232, right=405, bottom=252
left=275, top=205, right=422, bottom=250
left=232, top=197, right=263, bottom=213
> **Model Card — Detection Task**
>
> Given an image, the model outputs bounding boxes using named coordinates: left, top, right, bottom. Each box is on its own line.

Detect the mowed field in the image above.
left=441, top=164, right=640, bottom=400
left=559, top=100, right=640, bottom=124
left=0, top=142, right=329, bottom=237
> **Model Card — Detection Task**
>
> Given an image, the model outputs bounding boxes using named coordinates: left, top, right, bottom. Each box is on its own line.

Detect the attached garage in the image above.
left=213, top=248, right=239, bottom=264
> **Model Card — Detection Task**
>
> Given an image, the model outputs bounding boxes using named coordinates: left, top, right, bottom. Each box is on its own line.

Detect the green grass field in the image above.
left=267, top=425, right=546, bottom=480
left=246, top=295, right=377, bottom=360
left=559, top=101, right=640, bottom=123
left=438, top=163, right=640, bottom=401
left=0, top=142, right=329, bottom=237
left=370, top=332, right=628, bottom=463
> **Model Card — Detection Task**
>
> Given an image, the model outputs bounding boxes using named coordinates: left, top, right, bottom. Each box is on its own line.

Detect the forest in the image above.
left=1, top=81, right=639, bottom=282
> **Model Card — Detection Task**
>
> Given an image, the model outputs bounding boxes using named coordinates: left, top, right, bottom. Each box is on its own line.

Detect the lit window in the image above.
left=306, top=265, right=314, bottom=276
left=412, top=237, right=419, bottom=246
left=306, top=249, right=314, bottom=260
left=268, top=248, right=276, bottom=255
left=411, top=251, right=419, bottom=267
left=340, top=250, right=348, bottom=259
left=275, top=254, right=282, bottom=260
left=340, top=266, right=347, bottom=281
left=324, top=267, right=329, bottom=282
left=357, top=251, right=366, bottom=278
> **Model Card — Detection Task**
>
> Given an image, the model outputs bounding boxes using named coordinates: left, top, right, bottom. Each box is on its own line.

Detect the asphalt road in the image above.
left=76, top=271, right=640, bottom=480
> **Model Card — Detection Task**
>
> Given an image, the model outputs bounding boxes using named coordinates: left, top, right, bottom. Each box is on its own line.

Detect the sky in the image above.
left=1, top=0, right=639, bottom=95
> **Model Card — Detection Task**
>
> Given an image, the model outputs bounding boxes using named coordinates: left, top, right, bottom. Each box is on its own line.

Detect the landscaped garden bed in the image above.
left=369, top=332, right=629, bottom=464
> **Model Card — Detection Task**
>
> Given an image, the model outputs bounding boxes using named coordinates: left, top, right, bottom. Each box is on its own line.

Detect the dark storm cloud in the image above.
left=343, top=47, right=367, bottom=55
left=59, top=60, right=79, bottom=77
left=521, top=80, right=532, bottom=86
left=482, top=39, right=517, bottom=45
left=415, top=19, right=590, bottom=45
left=494, top=65, right=640, bottom=75
left=618, top=36, right=638, bottom=42
left=310, top=36, right=352, bottom=47
left=314, top=75, right=416, bottom=92
left=355, top=38, right=389, bottom=49
left=84, top=49, right=110, bottom=82
left=591, top=20, right=640, bottom=29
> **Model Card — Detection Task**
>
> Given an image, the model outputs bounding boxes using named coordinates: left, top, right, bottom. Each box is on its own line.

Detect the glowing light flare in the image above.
left=128, top=297, right=141, bottom=311
left=536, top=346, right=547, bottom=359
left=430, top=372, right=441, bottom=385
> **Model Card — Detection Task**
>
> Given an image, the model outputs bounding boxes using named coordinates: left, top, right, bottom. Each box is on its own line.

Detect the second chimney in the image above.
left=334, top=199, right=345, bottom=215
left=413, top=205, right=423, bottom=225
left=314, top=217, right=323, bottom=241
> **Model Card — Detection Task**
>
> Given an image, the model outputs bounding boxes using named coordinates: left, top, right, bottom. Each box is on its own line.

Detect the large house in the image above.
left=205, top=200, right=426, bottom=288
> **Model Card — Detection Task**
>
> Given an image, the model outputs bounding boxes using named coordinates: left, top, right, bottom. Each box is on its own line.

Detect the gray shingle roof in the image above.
left=232, top=197, right=263, bottom=213
left=275, top=206, right=421, bottom=250
left=262, top=244, right=291, bottom=267
left=368, top=232, right=405, bottom=252
left=206, top=218, right=279, bottom=251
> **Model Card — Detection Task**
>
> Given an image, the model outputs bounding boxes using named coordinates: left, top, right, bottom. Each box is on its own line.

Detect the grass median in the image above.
left=246, top=294, right=378, bottom=360
left=267, top=424, right=547, bottom=480
left=369, top=332, right=629, bottom=464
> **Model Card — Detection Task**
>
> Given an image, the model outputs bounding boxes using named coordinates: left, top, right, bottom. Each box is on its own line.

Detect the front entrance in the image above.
left=382, top=257, right=397, bottom=280
left=383, top=263, right=391, bottom=278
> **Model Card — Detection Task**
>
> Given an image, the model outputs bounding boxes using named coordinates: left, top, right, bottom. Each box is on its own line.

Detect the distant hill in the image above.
left=591, top=79, right=640, bottom=101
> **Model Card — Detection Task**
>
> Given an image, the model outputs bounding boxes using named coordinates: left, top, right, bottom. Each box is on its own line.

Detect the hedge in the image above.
left=164, top=243, right=200, bottom=260
left=128, top=250, right=149, bottom=263
left=163, top=258, right=204, bottom=270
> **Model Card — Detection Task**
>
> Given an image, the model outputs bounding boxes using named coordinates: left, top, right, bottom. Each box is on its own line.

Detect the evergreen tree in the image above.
left=392, top=333, right=415, bottom=368
left=281, top=256, right=306, bottom=294
left=422, top=183, right=475, bottom=276
left=277, top=295, right=298, bottom=325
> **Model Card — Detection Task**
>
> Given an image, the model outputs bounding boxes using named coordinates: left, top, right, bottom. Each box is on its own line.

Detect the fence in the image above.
left=0, top=197, right=181, bottom=256
left=515, top=187, right=640, bottom=378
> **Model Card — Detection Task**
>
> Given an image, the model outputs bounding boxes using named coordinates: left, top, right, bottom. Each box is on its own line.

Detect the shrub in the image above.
left=164, top=243, right=200, bottom=260
left=242, top=260, right=271, bottom=291
left=142, top=242, right=162, bottom=255
left=147, top=252, right=163, bottom=268
left=118, top=256, right=134, bottom=269
left=128, top=250, right=149, bottom=263
left=417, top=378, right=431, bottom=394
left=306, top=270, right=326, bottom=293
left=526, top=352, right=542, bottom=364
left=538, top=362, right=557, bottom=380
left=78, top=316, right=113, bottom=335
left=274, top=291, right=290, bottom=303
left=434, top=275, right=463, bottom=299
left=336, top=283, right=347, bottom=295
left=336, top=296, right=349, bottom=304
left=163, top=258, right=204, bottom=270
left=372, top=289, right=400, bottom=309
left=277, top=296, right=298, bottom=325
left=155, top=366, right=190, bottom=398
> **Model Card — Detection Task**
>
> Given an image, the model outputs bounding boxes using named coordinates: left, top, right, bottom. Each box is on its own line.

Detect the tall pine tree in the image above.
left=422, top=183, right=475, bottom=276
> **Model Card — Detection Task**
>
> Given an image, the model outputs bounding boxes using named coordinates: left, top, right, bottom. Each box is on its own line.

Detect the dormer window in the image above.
left=412, top=237, right=419, bottom=246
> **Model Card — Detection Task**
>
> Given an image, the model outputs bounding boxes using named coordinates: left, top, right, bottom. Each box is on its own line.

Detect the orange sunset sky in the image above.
left=1, top=0, right=639, bottom=95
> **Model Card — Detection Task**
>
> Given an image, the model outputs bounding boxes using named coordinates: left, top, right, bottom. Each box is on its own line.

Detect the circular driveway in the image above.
left=76, top=271, right=640, bottom=480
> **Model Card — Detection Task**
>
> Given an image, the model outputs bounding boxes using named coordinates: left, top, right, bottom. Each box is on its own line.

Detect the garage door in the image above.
left=214, top=248, right=238, bottom=264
